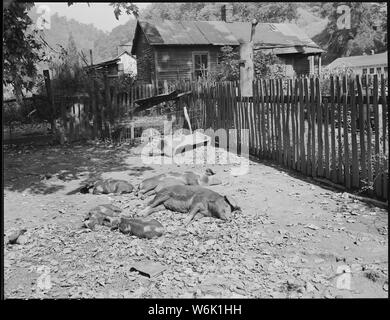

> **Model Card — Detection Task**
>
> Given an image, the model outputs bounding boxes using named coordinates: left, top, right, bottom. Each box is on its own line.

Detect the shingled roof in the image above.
left=326, top=51, right=388, bottom=69
left=131, top=20, right=323, bottom=55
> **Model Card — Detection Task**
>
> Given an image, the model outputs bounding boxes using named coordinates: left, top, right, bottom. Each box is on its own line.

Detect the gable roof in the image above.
left=326, top=51, right=388, bottom=69
left=84, top=58, right=120, bottom=71
left=113, top=50, right=136, bottom=60
left=131, top=20, right=323, bottom=55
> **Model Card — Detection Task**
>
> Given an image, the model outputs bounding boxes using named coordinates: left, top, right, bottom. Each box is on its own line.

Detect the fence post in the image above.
left=43, top=70, right=58, bottom=140
left=104, top=71, right=114, bottom=125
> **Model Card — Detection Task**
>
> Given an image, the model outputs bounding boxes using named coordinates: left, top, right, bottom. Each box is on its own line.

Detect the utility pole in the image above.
left=240, top=19, right=258, bottom=97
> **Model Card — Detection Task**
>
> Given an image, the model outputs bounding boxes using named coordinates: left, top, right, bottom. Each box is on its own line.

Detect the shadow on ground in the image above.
left=3, top=141, right=154, bottom=195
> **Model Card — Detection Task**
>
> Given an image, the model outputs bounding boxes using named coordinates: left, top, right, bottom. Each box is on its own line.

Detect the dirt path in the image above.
left=3, top=142, right=388, bottom=298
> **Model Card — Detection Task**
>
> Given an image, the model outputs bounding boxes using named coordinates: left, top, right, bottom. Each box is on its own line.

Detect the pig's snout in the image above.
left=213, top=198, right=232, bottom=221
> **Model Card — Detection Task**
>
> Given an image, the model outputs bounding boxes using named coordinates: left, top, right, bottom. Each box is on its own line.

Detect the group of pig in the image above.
left=81, top=169, right=240, bottom=238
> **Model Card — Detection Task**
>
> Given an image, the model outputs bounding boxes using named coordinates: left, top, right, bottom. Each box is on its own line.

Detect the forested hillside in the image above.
left=28, top=7, right=137, bottom=64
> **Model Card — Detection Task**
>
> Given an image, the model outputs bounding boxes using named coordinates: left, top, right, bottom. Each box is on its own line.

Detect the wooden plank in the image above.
left=316, top=77, right=323, bottom=177
left=253, top=80, right=260, bottom=157
left=295, top=78, right=300, bottom=170
left=310, top=77, right=316, bottom=178
left=259, top=80, right=265, bottom=158
left=330, top=76, right=337, bottom=183
left=285, top=79, right=291, bottom=168
left=306, top=77, right=312, bottom=175
left=89, top=79, right=98, bottom=139
left=324, top=93, right=330, bottom=179
left=271, top=79, right=276, bottom=160
left=236, top=81, right=243, bottom=153
left=356, top=75, right=367, bottom=187
left=350, top=77, right=359, bottom=188
left=365, top=75, right=373, bottom=194
left=254, top=80, right=260, bottom=157
left=301, top=78, right=307, bottom=173
left=43, top=70, right=56, bottom=135
left=231, top=82, right=239, bottom=154
left=306, top=77, right=311, bottom=175
left=291, top=79, right=296, bottom=170
left=373, top=74, right=381, bottom=198
left=276, top=79, right=282, bottom=164
left=381, top=74, right=387, bottom=156
left=280, top=79, right=287, bottom=166
left=244, top=93, right=250, bottom=151
left=274, top=79, right=279, bottom=163
left=380, top=74, right=388, bottom=201
left=336, top=76, right=343, bottom=184
left=342, top=76, right=350, bottom=189
left=263, top=80, right=271, bottom=158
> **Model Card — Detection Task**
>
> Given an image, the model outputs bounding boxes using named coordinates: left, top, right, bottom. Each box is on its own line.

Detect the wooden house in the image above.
left=84, top=51, right=137, bottom=77
left=131, top=15, right=323, bottom=84
left=326, top=51, right=388, bottom=76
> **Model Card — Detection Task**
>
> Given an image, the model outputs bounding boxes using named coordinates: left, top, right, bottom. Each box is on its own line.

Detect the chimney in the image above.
left=221, top=3, right=233, bottom=23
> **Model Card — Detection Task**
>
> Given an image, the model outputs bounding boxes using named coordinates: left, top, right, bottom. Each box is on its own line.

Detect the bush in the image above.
left=208, top=46, right=288, bottom=82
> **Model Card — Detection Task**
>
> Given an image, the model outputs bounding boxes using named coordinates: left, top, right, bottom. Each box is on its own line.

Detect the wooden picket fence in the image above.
left=49, top=72, right=388, bottom=200
left=52, top=79, right=162, bottom=142
left=188, top=75, right=388, bottom=201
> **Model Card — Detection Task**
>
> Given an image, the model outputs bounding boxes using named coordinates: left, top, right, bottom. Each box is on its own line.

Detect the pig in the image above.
left=83, top=204, right=122, bottom=230
left=139, top=185, right=240, bottom=224
left=137, top=169, right=221, bottom=199
left=117, top=217, right=164, bottom=239
left=80, top=178, right=134, bottom=195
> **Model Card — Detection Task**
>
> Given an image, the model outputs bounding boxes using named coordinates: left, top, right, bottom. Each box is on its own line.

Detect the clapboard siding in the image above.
left=155, top=45, right=221, bottom=82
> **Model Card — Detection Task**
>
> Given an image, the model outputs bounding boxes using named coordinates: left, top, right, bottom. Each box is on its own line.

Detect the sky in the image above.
left=37, top=2, right=151, bottom=32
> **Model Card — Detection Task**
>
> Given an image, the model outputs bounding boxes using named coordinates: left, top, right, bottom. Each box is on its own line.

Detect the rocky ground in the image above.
left=3, top=141, right=388, bottom=298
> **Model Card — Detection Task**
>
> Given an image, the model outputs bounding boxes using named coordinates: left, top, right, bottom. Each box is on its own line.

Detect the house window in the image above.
left=193, top=52, right=209, bottom=79
left=362, top=68, right=367, bottom=74
left=369, top=68, right=375, bottom=74
left=385, top=67, right=388, bottom=75
left=377, top=67, right=382, bottom=74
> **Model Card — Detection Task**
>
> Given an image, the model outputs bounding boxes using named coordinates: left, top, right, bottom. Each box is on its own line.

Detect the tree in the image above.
left=3, top=2, right=45, bottom=100
left=141, top=2, right=298, bottom=23
left=3, top=1, right=138, bottom=100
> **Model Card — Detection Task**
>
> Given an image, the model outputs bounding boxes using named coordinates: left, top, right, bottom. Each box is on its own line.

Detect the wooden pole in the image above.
left=239, top=19, right=258, bottom=97
left=43, top=70, right=58, bottom=141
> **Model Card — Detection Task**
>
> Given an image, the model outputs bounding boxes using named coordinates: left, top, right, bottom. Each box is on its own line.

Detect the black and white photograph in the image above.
left=2, top=1, right=388, bottom=303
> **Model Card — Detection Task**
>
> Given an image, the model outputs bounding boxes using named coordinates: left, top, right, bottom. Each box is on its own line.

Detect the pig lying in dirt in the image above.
left=137, top=169, right=221, bottom=199
left=83, top=204, right=122, bottom=230
left=80, top=178, right=134, bottom=195
left=83, top=204, right=164, bottom=238
left=139, top=185, right=240, bottom=223
left=117, top=217, right=164, bottom=239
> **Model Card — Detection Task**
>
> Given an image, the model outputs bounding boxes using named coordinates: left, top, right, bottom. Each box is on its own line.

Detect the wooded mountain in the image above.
left=28, top=7, right=137, bottom=64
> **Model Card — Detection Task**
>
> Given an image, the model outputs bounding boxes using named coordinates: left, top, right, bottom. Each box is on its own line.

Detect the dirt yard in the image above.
left=3, top=141, right=388, bottom=298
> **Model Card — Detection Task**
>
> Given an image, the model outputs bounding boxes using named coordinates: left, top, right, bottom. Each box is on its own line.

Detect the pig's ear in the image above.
left=205, top=168, right=215, bottom=176
left=224, top=195, right=240, bottom=210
